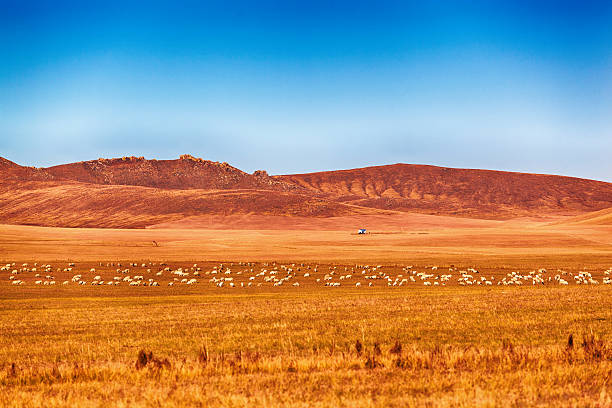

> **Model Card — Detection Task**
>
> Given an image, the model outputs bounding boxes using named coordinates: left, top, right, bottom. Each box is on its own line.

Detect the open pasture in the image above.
left=2, top=221, right=612, bottom=265
left=1, top=284, right=612, bottom=407
left=2, top=259, right=612, bottom=293
left=1, top=223, right=612, bottom=406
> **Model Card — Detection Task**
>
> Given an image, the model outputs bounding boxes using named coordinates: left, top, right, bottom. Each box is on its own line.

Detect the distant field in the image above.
left=2, top=221, right=612, bottom=266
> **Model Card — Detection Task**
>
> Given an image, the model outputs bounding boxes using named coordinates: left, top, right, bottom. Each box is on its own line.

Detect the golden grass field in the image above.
left=1, top=220, right=612, bottom=407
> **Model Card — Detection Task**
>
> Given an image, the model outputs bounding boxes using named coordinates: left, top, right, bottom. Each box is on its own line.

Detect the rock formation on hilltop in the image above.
left=43, top=155, right=301, bottom=191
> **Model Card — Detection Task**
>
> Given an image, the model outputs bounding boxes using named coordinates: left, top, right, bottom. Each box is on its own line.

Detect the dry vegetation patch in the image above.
left=1, top=286, right=611, bottom=407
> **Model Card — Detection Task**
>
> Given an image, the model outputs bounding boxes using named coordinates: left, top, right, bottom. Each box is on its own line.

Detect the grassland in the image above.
left=1, top=277, right=612, bottom=406
left=1, top=222, right=612, bottom=407
left=2, top=221, right=612, bottom=265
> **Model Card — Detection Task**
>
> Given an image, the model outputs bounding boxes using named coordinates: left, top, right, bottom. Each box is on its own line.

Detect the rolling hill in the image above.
left=0, top=180, right=365, bottom=228
left=552, top=206, right=612, bottom=226
left=278, top=164, right=612, bottom=218
left=2, top=156, right=612, bottom=228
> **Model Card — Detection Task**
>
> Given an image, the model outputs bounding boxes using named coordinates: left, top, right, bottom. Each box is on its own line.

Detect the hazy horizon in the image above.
left=2, top=1, right=611, bottom=181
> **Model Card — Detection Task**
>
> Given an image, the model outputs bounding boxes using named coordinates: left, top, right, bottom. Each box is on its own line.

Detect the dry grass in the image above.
left=1, top=284, right=611, bottom=407
left=1, top=220, right=612, bottom=406
left=2, top=222, right=612, bottom=267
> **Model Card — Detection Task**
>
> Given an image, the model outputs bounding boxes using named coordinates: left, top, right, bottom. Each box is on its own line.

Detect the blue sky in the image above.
left=1, top=1, right=611, bottom=180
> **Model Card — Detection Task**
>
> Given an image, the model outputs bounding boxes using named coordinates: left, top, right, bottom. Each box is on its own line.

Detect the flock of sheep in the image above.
left=2, top=261, right=611, bottom=289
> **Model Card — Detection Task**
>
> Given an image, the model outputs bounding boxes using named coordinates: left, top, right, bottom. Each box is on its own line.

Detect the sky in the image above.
left=1, top=1, right=611, bottom=180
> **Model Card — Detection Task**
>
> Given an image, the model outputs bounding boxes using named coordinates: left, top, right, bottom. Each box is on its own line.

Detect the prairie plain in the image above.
left=1, top=220, right=612, bottom=407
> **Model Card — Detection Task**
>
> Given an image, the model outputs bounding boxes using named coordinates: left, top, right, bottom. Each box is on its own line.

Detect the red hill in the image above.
left=0, top=157, right=54, bottom=181
left=2, top=156, right=612, bottom=228
left=277, top=164, right=612, bottom=218
left=0, top=180, right=364, bottom=228
left=45, top=154, right=300, bottom=191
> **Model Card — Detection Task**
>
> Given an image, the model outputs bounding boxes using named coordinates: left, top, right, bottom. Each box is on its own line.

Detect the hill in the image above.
left=552, top=206, right=612, bottom=226
left=45, top=154, right=300, bottom=191
left=2, top=156, right=612, bottom=228
left=277, top=164, right=612, bottom=219
left=0, top=180, right=367, bottom=228
left=0, top=155, right=371, bottom=228
left=0, top=157, right=54, bottom=181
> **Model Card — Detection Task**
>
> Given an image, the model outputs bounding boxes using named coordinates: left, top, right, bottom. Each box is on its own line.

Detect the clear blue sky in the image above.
left=1, top=1, right=611, bottom=180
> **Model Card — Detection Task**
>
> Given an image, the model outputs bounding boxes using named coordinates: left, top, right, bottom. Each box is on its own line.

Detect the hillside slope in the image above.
left=552, top=207, right=612, bottom=226
left=277, top=164, right=612, bottom=218
left=0, top=180, right=366, bottom=228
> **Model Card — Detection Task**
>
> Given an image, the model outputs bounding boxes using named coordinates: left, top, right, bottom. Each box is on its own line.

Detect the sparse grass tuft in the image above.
left=134, top=350, right=170, bottom=370
left=582, top=332, right=609, bottom=362
left=390, top=340, right=402, bottom=355
left=373, top=342, right=382, bottom=356
left=135, top=349, right=152, bottom=370
left=355, top=339, right=363, bottom=356
left=198, top=346, right=208, bottom=365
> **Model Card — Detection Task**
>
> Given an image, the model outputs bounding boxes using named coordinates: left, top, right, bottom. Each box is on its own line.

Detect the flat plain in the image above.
left=1, top=219, right=612, bottom=407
